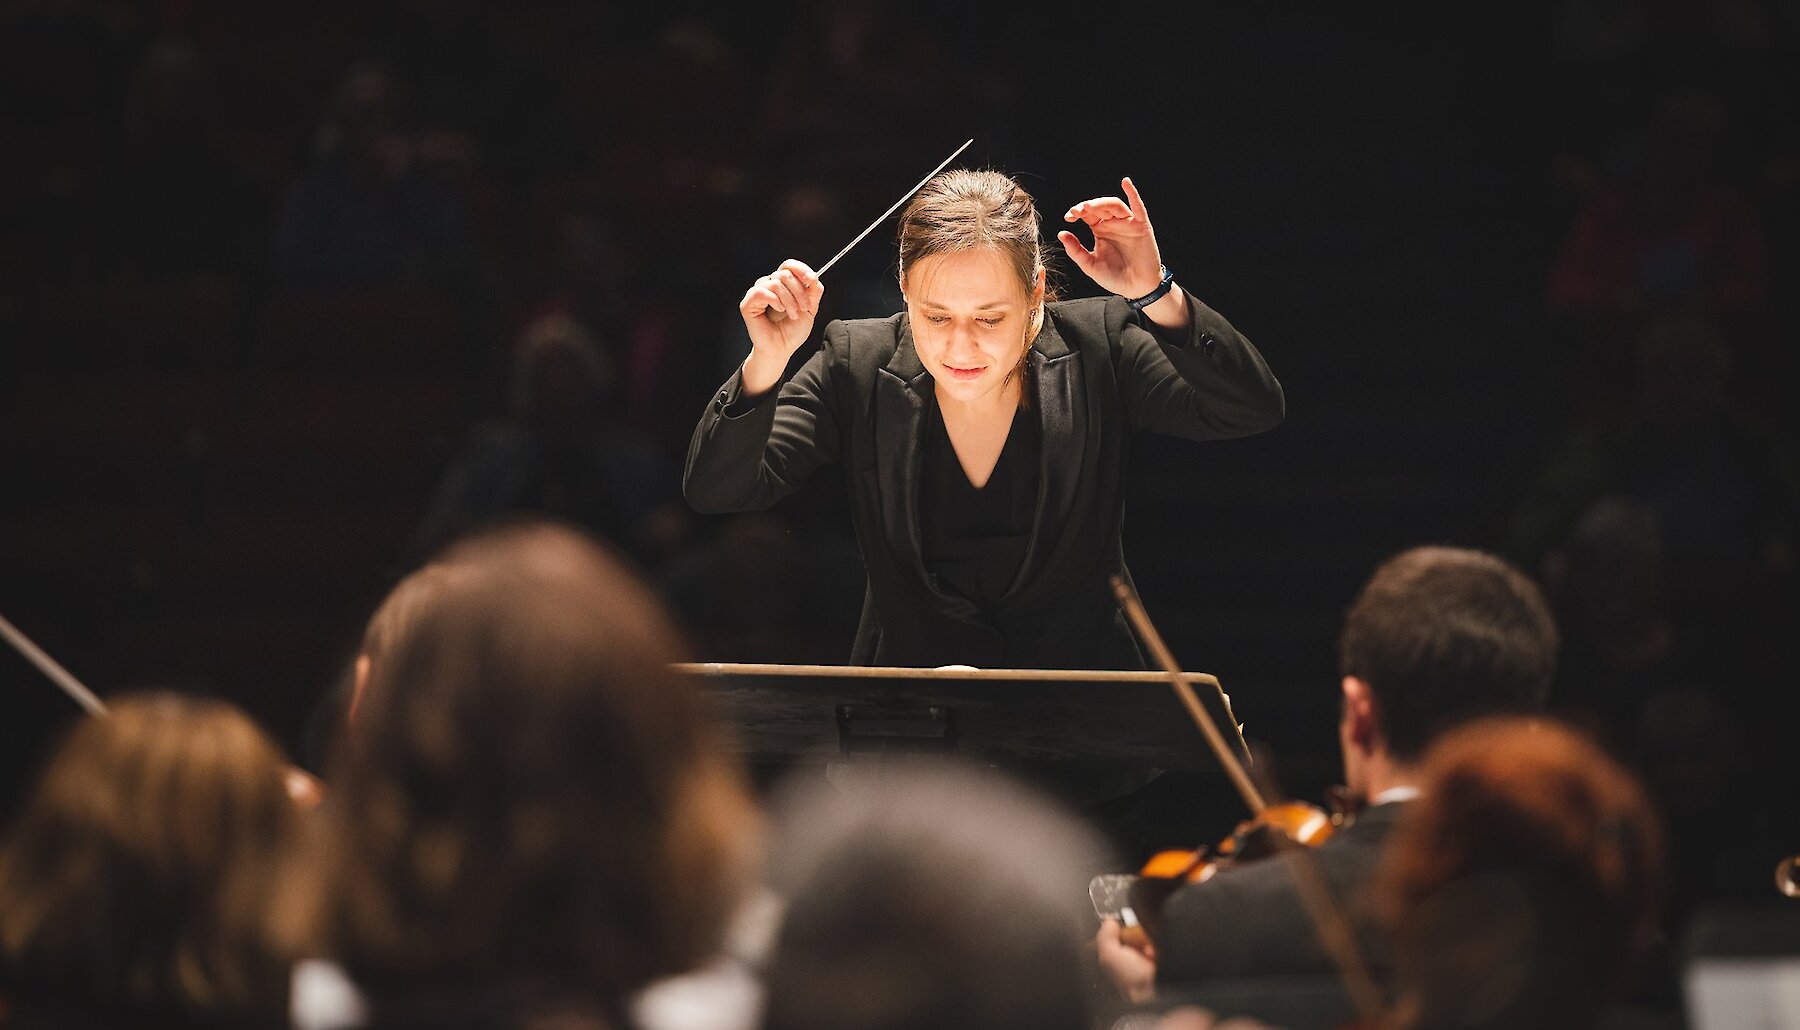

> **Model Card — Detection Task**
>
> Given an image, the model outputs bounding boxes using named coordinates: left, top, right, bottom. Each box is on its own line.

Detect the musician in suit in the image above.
left=685, top=169, right=1284, bottom=669
left=1095, top=546, right=1560, bottom=1001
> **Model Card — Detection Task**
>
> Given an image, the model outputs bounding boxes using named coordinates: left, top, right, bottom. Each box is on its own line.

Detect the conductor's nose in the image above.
left=946, top=326, right=981, bottom=361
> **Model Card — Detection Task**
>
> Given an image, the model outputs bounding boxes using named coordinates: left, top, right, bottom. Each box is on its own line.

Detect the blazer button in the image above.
left=1198, top=332, right=1217, bottom=353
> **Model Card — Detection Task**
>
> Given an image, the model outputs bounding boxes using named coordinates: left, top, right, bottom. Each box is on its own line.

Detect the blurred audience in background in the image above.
left=0, top=693, right=300, bottom=1029
left=410, top=311, right=687, bottom=568
left=111, top=34, right=268, bottom=287
left=1503, top=306, right=1799, bottom=926
left=272, top=59, right=479, bottom=294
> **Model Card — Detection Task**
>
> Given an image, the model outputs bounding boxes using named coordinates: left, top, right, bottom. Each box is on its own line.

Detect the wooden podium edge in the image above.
left=673, top=662, right=1222, bottom=689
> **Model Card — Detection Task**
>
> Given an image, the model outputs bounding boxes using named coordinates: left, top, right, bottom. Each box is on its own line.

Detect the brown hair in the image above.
left=898, top=169, right=1047, bottom=297
left=291, top=519, right=758, bottom=1008
left=1338, top=546, right=1558, bottom=760
left=898, top=169, right=1051, bottom=390
left=359, top=559, right=472, bottom=671
left=1376, top=718, right=1666, bottom=1029
left=0, top=693, right=298, bottom=1023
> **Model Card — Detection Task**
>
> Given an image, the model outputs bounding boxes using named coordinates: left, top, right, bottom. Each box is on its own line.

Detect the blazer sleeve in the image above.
left=1155, top=859, right=1320, bottom=986
left=1110, top=291, right=1285, bottom=440
left=683, top=327, right=845, bottom=513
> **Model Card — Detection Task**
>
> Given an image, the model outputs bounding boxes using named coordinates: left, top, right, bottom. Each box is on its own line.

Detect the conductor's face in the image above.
left=905, top=248, right=1041, bottom=405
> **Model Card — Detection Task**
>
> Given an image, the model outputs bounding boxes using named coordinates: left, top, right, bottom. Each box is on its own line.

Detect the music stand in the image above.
left=675, top=663, right=1245, bottom=804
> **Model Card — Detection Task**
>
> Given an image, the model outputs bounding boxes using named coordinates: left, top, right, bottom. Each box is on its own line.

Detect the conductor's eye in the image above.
left=979, top=317, right=1004, bottom=327
left=924, top=315, right=951, bottom=325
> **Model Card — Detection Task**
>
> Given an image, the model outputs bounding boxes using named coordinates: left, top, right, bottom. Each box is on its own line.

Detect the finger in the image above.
left=742, top=284, right=779, bottom=317
left=1123, top=176, right=1149, bottom=219
left=1155, top=1007, right=1221, bottom=1030
left=780, top=258, right=820, bottom=289
left=758, top=277, right=787, bottom=314
left=777, top=268, right=819, bottom=314
left=1057, top=230, right=1096, bottom=273
left=1067, top=198, right=1133, bottom=224
left=1097, top=918, right=1121, bottom=947
left=769, top=275, right=803, bottom=318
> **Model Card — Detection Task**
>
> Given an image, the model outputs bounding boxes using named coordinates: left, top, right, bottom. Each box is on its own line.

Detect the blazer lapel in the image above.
left=1004, top=313, right=1086, bottom=599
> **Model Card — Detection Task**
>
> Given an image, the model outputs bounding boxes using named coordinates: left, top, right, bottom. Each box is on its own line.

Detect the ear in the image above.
left=1341, top=676, right=1379, bottom=754
left=349, top=653, right=372, bottom=726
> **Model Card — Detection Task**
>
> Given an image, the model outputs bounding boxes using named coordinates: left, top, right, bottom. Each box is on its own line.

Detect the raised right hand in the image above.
left=740, top=259, right=823, bottom=396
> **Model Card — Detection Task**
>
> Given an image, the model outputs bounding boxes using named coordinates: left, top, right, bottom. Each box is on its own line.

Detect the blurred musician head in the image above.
left=1376, top=717, right=1666, bottom=1030
left=289, top=518, right=759, bottom=1021
left=0, top=693, right=299, bottom=1027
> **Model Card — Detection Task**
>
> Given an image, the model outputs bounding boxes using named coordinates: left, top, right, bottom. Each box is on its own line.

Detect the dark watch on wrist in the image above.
left=1126, top=265, right=1175, bottom=312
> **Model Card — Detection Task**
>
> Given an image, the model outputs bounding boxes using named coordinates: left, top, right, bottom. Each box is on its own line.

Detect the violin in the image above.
left=1114, top=799, right=1350, bottom=951
left=1102, top=577, right=1384, bottom=1022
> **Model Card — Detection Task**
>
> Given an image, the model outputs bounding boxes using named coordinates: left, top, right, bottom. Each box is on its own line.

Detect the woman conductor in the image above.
left=685, top=170, right=1284, bottom=669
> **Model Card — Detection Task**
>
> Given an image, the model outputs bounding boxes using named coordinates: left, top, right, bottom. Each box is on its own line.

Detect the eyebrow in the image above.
left=920, top=300, right=1014, bottom=311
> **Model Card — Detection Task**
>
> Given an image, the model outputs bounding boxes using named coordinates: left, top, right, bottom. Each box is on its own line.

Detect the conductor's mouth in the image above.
left=944, top=365, right=986, bottom=381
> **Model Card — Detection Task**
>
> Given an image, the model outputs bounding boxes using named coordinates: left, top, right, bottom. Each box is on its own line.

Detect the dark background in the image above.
left=3, top=0, right=1796, bottom=944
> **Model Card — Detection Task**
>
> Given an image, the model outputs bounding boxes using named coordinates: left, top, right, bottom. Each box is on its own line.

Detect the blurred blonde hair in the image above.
left=0, top=693, right=298, bottom=1022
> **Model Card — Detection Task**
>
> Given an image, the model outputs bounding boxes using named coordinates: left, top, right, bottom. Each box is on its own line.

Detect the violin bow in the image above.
left=1110, top=576, right=1385, bottom=1024
left=1109, top=576, right=1262, bottom=813
left=1, top=612, right=108, bottom=715
left=1, top=610, right=323, bottom=805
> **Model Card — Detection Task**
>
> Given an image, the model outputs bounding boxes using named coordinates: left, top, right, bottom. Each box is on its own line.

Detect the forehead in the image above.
left=905, top=249, right=1027, bottom=308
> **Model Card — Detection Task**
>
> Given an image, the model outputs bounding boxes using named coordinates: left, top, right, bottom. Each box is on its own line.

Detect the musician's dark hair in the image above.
left=1338, top=546, right=1557, bottom=760
left=0, top=692, right=297, bottom=1025
left=284, top=519, right=758, bottom=1008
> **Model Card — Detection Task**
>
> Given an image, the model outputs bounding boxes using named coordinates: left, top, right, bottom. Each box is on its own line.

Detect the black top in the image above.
left=919, top=398, right=1041, bottom=611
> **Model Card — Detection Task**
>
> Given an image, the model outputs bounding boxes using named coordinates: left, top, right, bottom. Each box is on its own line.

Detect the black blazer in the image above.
left=1155, top=800, right=1411, bottom=988
left=684, top=292, right=1284, bottom=669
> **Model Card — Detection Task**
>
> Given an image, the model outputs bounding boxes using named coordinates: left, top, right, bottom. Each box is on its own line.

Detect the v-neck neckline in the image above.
left=936, top=401, right=1025, bottom=493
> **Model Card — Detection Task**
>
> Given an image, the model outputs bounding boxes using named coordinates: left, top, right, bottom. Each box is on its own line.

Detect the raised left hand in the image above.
left=1058, top=176, right=1165, bottom=299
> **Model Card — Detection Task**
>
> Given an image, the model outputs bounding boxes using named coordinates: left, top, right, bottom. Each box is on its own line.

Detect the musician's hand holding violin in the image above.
left=1096, top=916, right=1159, bottom=1005
left=740, top=258, right=824, bottom=397
left=1058, top=176, right=1189, bottom=331
left=1156, top=1007, right=1279, bottom=1030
